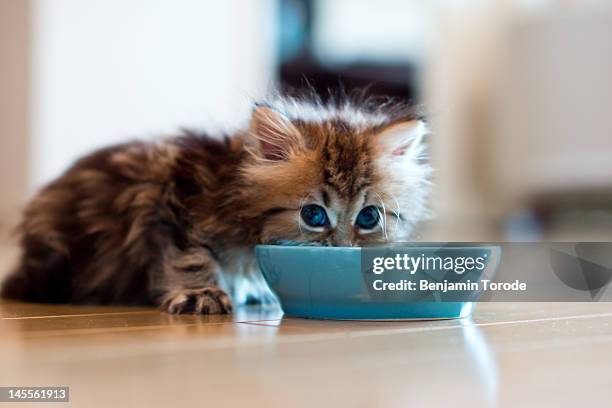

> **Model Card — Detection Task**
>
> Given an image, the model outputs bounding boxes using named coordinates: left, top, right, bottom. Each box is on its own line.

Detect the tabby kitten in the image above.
left=1, top=95, right=431, bottom=314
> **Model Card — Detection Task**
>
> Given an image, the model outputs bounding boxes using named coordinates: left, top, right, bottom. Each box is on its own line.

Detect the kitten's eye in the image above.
left=300, top=204, right=328, bottom=227
left=356, top=206, right=380, bottom=230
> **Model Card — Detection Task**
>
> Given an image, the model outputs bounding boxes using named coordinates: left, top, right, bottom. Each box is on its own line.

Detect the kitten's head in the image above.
left=240, top=95, right=431, bottom=246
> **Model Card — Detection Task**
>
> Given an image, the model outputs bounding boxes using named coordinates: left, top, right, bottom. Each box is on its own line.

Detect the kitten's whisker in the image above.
left=374, top=192, right=389, bottom=241
left=296, top=194, right=309, bottom=235
left=376, top=207, right=386, bottom=241
left=382, top=191, right=402, bottom=232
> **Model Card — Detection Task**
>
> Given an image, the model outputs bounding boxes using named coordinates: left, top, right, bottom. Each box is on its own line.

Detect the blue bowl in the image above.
left=256, top=244, right=501, bottom=320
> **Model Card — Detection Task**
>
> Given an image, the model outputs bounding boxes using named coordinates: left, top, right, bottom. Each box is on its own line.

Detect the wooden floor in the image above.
left=2, top=299, right=612, bottom=407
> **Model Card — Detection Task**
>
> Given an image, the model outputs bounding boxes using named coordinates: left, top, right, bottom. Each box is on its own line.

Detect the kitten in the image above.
left=1, top=94, right=431, bottom=314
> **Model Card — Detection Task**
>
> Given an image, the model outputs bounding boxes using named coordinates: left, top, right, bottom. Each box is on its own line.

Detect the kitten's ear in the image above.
left=249, top=105, right=302, bottom=161
left=375, top=120, right=427, bottom=157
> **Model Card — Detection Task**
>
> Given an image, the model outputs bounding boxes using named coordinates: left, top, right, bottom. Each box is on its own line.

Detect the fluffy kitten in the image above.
left=1, top=95, right=431, bottom=314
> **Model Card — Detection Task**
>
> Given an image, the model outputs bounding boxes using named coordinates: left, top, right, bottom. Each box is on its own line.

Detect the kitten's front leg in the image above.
left=155, top=247, right=233, bottom=314
left=162, top=287, right=232, bottom=314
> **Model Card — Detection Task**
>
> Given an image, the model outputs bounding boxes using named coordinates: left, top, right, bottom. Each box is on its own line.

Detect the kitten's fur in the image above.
left=1, top=95, right=431, bottom=314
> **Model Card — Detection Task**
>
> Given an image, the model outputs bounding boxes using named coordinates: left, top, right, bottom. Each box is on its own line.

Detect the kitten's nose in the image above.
left=330, top=224, right=354, bottom=247
left=329, top=236, right=354, bottom=247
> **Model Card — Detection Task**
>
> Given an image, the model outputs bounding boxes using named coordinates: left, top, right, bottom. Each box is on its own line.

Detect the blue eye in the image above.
left=300, top=204, right=328, bottom=227
left=356, top=206, right=380, bottom=229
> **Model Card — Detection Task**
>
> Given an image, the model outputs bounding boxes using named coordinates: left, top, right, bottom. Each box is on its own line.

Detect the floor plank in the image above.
left=2, top=298, right=612, bottom=407
left=2, top=301, right=612, bottom=407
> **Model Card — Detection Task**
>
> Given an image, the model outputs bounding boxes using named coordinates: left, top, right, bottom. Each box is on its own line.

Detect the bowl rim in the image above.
left=256, top=243, right=501, bottom=251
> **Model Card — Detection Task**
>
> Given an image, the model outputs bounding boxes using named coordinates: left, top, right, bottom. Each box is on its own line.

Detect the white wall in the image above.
left=0, top=0, right=29, bottom=230
left=29, top=0, right=277, bottom=190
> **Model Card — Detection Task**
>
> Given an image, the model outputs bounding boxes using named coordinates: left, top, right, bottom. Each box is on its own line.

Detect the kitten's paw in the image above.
left=162, top=288, right=233, bottom=315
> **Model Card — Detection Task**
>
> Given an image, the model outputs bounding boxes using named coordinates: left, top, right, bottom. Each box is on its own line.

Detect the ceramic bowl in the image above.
left=256, top=244, right=501, bottom=320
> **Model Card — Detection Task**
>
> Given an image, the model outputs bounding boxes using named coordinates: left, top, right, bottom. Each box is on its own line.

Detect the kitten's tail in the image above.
left=1, top=239, right=72, bottom=303
left=1, top=269, right=29, bottom=300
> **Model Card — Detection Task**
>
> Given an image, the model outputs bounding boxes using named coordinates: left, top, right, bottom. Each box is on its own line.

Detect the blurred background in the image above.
left=2, top=0, right=612, bottom=253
